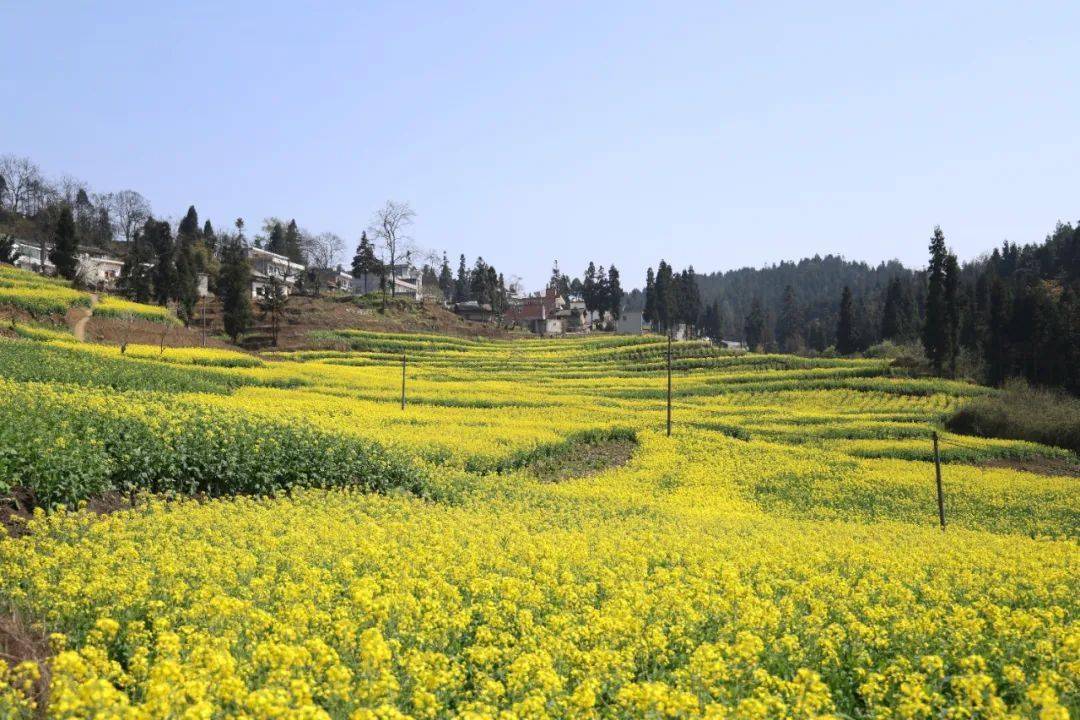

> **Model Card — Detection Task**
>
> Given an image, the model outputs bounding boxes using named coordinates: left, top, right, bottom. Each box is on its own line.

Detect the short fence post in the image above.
left=401, top=352, right=406, bottom=410
left=932, top=431, right=945, bottom=530
left=666, top=331, right=672, bottom=437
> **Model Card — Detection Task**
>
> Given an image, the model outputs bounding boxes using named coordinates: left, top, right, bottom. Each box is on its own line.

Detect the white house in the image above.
left=13, top=241, right=53, bottom=274
left=615, top=310, right=647, bottom=335
left=248, top=247, right=305, bottom=299
left=351, top=263, right=423, bottom=300
left=327, top=268, right=354, bottom=293
left=12, top=240, right=123, bottom=290
left=76, top=252, right=124, bottom=290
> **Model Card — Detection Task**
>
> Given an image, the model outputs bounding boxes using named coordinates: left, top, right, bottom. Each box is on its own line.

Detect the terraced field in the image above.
left=0, top=265, right=175, bottom=324
left=0, top=330, right=1076, bottom=718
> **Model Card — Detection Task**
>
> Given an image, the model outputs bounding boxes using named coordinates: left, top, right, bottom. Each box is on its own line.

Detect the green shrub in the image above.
left=0, top=380, right=426, bottom=506
left=946, top=380, right=1080, bottom=454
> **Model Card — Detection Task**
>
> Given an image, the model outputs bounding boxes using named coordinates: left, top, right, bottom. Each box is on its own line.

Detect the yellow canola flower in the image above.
left=0, top=331, right=1075, bottom=718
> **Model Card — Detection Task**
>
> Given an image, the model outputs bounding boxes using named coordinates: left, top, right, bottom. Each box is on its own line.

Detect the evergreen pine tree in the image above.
left=455, top=255, right=468, bottom=302
left=643, top=267, right=656, bottom=327
left=836, top=286, right=857, bottom=355
left=120, top=227, right=155, bottom=302
left=776, top=284, right=803, bottom=352
left=485, top=265, right=500, bottom=311
left=682, top=267, right=701, bottom=333
left=700, top=303, right=716, bottom=340
left=178, top=206, right=200, bottom=239
left=470, top=257, right=491, bottom=305
left=582, top=262, right=598, bottom=314
left=547, top=261, right=571, bottom=297
left=607, top=265, right=622, bottom=319
left=881, top=277, right=906, bottom=341
left=74, top=189, right=97, bottom=246
left=923, top=226, right=950, bottom=373
left=146, top=219, right=177, bottom=306
left=49, top=205, right=79, bottom=280
left=266, top=222, right=286, bottom=256
left=495, top=272, right=508, bottom=314
left=1064, top=287, right=1080, bottom=393
left=943, top=253, right=961, bottom=376
left=218, top=236, right=252, bottom=343
left=707, top=300, right=723, bottom=339
left=744, top=297, right=765, bottom=350
left=351, top=232, right=381, bottom=294
left=654, top=261, right=674, bottom=332
left=438, top=253, right=454, bottom=300
left=284, top=220, right=304, bottom=263
left=175, top=237, right=200, bottom=323
left=670, top=270, right=686, bottom=326
left=595, top=265, right=609, bottom=326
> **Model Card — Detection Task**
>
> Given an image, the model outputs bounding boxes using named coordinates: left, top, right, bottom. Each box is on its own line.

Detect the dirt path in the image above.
left=66, top=293, right=98, bottom=341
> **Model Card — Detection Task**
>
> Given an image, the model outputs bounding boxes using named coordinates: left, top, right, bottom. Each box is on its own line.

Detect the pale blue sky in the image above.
left=3, top=1, right=1079, bottom=289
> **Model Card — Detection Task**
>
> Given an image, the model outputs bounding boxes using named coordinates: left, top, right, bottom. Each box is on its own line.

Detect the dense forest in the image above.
left=630, top=222, right=1080, bottom=393
left=626, top=255, right=917, bottom=350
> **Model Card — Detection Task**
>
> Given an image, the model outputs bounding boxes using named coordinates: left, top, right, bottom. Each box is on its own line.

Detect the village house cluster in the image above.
left=11, top=238, right=673, bottom=337
left=454, top=284, right=652, bottom=336
left=11, top=241, right=425, bottom=302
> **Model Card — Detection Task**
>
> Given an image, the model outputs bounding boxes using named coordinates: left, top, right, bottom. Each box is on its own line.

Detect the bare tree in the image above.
left=0, top=155, right=44, bottom=214
left=24, top=177, right=56, bottom=216
left=308, top=231, right=344, bottom=270
left=108, top=190, right=151, bottom=242
left=56, top=175, right=88, bottom=206
left=368, top=201, right=415, bottom=297
left=302, top=230, right=345, bottom=296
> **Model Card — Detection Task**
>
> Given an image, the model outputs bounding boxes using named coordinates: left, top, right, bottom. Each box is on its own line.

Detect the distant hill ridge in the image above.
left=625, top=254, right=918, bottom=345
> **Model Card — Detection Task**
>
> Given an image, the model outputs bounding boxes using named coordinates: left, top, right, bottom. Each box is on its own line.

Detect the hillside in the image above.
left=625, top=254, right=917, bottom=347
left=0, top=264, right=516, bottom=351
left=0, top=330, right=1077, bottom=716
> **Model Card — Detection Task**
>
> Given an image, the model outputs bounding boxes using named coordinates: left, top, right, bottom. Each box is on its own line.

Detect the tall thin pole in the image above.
left=932, top=431, right=945, bottom=530
left=401, top=352, right=407, bottom=410
left=666, top=330, right=672, bottom=437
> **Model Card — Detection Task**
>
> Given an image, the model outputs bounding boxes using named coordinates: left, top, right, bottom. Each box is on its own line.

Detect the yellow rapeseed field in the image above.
left=0, top=331, right=1076, bottom=719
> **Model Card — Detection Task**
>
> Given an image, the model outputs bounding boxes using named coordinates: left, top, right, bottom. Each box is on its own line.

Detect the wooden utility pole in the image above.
left=401, top=352, right=407, bottom=410
left=932, top=431, right=945, bottom=530
left=666, top=330, right=672, bottom=437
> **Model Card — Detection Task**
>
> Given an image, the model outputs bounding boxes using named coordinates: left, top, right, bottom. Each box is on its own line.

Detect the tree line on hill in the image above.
left=626, top=254, right=914, bottom=348
left=0, top=158, right=322, bottom=343
left=627, top=222, right=1080, bottom=393
left=922, top=223, right=1080, bottom=392
left=6, top=154, right=1078, bottom=391
left=0, top=155, right=442, bottom=343
left=430, top=252, right=513, bottom=314
left=641, top=261, right=701, bottom=332
left=418, top=256, right=624, bottom=325
left=548, top=261, right=624, bottom=321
